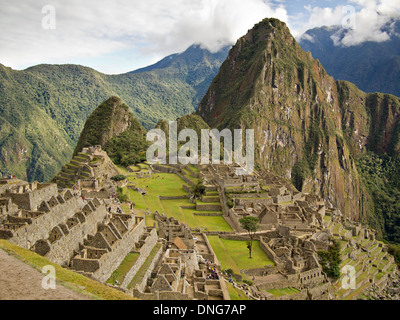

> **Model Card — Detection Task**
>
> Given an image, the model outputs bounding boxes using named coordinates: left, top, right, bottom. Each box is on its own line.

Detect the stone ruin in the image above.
left=0, top=155, right=397, bottom=301
left=132, top=214, right=230, bottom=300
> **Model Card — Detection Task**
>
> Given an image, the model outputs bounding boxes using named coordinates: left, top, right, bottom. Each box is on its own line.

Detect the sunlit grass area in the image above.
left=117, top=164, right=232, bottom=232
left=226, top=282, right=251, bottom=300
left=106, top=252, right=140, bottom=286
left=0, top=240, right=135, bottom=300
left=207, top=236, right=274, bottom=274
left=266, top=287, right=300, bottom=298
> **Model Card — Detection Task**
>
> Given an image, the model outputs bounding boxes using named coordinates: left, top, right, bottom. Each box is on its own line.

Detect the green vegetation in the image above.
left=128, top=243, right=162, bottom=290
left=110, top=175, right=127, bottom=182
left=106, top=252, right=140, bottom=285
left=0, top=45, right=229, bottom=182
left=266, top=287, right=300, bottom=298
left=0, top=240, right=134, bottom=300
left=226, top=282, right=251, bottom=300
left=291, top=160, right=310, bottom=192
left=239, top=217, right=260, bottom=259
left=192, top=182, right=206, bottom=199
left=117, top=187, right=129, bottom=203
left=207, top=236, right=274, bottom=274
left=356, top=152, right=400, bottom=242
left=105, top=129, right=149, bottom=167
left=318, top=240, right=342, bottom=280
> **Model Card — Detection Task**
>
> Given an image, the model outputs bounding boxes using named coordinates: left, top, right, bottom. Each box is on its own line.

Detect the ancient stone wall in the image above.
left=7, top=184, right=58, bottom=211
left=135, top=245, right=164, bottom=292
left=121, top=228, right=159, bottom=289
left=8, top=196, right=82, bottom=249
left=92, top=218, right=147, bottom=283
left=41, top=205, right=107, bottom=266
left=81, top=190, right=110, bottom=199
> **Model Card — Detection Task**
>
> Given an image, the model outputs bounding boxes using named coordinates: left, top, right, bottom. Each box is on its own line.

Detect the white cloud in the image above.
left=295, top=0, right=400, bottom=46
left=0, top=0, right=288, bottom=73
left=338, top=0, right=400, bottom=46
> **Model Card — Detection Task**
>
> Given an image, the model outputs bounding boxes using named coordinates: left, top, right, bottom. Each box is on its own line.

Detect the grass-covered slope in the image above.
left=0, top=240, right=134, bottom=300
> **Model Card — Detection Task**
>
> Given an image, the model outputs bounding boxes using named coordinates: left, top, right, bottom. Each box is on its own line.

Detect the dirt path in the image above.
left=0, top=248, right=92, bottom=300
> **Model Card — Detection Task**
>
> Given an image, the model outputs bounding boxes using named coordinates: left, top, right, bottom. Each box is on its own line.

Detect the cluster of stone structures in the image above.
left=0, top=175, right=154, bottom=284
left=52, top=146, right=119, bottom=192
left=0, top=150, right=160, bottom=296
left=132, top=213, right=229, bottom=300
left=0, top=149, right=231, bottom=301
left=0, top=151, right=398, bottom=300
left=193, top=164, right=398, bottom=300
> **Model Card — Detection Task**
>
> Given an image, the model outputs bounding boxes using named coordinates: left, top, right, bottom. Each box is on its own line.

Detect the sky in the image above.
left=0, top=0, right=399, bottom=74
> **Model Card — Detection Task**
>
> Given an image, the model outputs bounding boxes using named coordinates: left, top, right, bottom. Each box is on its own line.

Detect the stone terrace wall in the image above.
left=92, top=218, right=147, bottom=283
left=41, top=205, right=107, bottom=266
left=81, top=190, right=110, bottom=199
left=9, top=196, right=83, bottom=249
left=134, top=244, right=164, bottom=293
left=7, top=184, right=58, bottom=211
left=121, top=228, right=159, bottom=289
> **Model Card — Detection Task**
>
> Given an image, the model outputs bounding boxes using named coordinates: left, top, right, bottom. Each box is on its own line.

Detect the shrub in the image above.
left=318, top=240, right=341, bottom=280
left=111, top=175, right=127, bottom=182
left=242, top=279, right=254, bottom=286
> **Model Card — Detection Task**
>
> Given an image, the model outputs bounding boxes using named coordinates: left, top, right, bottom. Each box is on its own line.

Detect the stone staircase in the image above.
left=53, top=152, right=94, bottom=188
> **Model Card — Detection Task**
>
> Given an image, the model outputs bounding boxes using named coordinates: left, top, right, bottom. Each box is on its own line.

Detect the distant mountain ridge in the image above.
left=299, top=18, right=400, bottom=97
left=0, top=44, right=229, bottom=182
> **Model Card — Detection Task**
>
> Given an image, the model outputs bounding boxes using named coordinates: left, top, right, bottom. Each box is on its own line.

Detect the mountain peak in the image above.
left=129, top=43, right=230, bottom=74
left=73, top=96, right=145, bottom=155
left=196, top=17, right=365, bottom=222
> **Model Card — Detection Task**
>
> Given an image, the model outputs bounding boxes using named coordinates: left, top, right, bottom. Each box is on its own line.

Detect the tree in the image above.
left=192, top=183, right=206, bottom=199
left=239, top=216, right=260, bottom=259
left=318, top=239, right=341, bottom=280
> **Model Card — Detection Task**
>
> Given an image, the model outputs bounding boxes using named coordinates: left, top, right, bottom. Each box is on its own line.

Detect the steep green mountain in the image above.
left=72, top=96, right=148, bottom=170
left=73, top=96, right=146, bottom=154
left=299, top=19, right=400, bottom=97
left=196, top=18, right=400, bottom=241
left=0, top=45, right=229, bottom=182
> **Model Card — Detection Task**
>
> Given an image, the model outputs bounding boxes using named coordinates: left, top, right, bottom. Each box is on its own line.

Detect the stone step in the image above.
left=196, top=203, right=222, bottom=212
left=70, top=159, right=82, bottom=167
left=77, top=152, right=93, bottom=161
left=201, top=196, right=221, bottom=203
left=73, top=156, right=89, bottom=163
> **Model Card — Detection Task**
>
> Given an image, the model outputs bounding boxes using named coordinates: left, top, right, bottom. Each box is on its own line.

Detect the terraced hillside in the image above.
left=53, top=147, right=119, bottom=190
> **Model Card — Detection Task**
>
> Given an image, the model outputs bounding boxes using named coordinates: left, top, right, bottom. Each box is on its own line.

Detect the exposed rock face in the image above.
left=197, top=18, right=400, bottom=222
left=74, top=96, right=146, bottom=156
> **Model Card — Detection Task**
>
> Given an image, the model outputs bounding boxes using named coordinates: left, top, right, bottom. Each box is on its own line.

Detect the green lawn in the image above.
left=207, top=236, right=274, bottom=274
left=266, top=287, right=300, bottom=298
left=0, top=240, right=135, bottom=300
left=118, top=169, right=231, bottom=232
left=106, top=252, right=140, bottom=285
left=161, top=200, right=232, bottom=232
left=128, top=244, right=162, bottom=290
left=226, top=282, right=251, bottom=300
left=188, top=165, right=200, bottom=174
left=193, top=215, right=233, bottom=232
left=128, top=173, right=188, bottom=197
